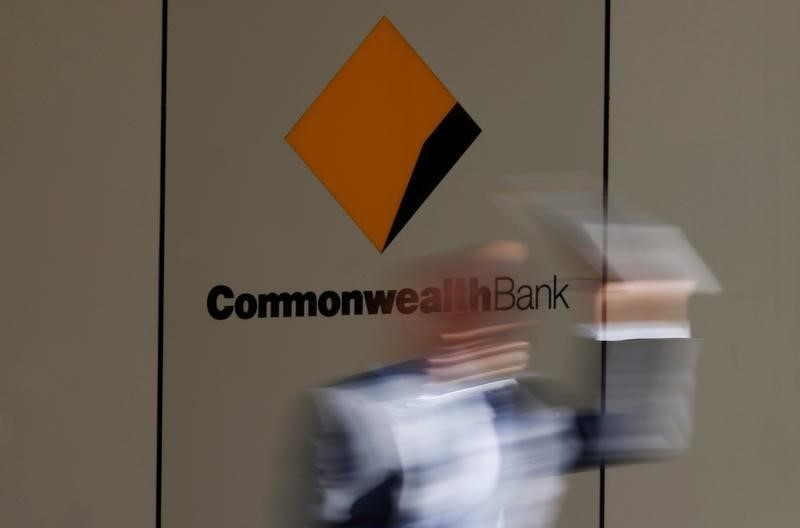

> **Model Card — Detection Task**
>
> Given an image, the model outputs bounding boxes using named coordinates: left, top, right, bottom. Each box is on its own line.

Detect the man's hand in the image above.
left=596, top=280, right=696, bottom=326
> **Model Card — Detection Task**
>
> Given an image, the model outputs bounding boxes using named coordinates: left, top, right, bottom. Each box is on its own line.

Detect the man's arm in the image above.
left=569, top=280, right=699, bottom=470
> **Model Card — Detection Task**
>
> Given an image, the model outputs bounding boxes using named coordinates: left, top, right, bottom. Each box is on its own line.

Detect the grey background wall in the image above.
left=608, top=1, right=800, bottom=526
left=0, top=2, right=160, bottom=527
left=1, top=1, right=799, bottom=528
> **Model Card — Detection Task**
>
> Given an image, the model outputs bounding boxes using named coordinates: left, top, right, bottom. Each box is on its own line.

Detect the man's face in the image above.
left=398, top=241, right=534, bottom=383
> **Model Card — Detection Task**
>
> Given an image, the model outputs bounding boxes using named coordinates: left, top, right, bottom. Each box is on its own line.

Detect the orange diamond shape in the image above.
left=286, top=16, right=480, bottom=252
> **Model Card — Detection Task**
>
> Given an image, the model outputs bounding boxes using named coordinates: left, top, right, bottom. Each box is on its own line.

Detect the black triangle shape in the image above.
left=383, top=103, right=481, bottom=250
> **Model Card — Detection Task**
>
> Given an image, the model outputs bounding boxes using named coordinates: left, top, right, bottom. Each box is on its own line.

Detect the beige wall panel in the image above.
left=609, top=1, right=800, bottom=526
left=0, top=2, right=161, bottom=526
left=164, top=1, right=604, bottom=527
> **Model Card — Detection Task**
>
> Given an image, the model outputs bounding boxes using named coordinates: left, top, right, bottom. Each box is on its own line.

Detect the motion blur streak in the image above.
left=299, top=188, right=718, bottom=528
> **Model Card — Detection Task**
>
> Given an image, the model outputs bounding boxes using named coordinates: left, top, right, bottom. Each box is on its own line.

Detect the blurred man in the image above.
left=304, top=240, right=698, bottom=528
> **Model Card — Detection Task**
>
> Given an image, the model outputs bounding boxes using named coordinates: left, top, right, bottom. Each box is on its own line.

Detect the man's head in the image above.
left=398, top=240, right=534, bottom=384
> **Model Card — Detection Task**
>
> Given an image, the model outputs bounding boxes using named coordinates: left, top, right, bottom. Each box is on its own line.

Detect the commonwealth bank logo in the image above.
left=286, top=17, right=481, bottom=252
